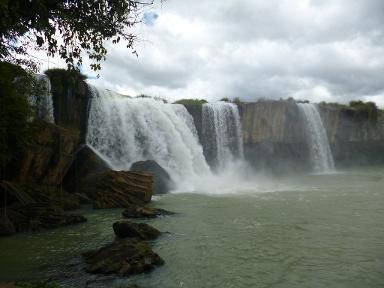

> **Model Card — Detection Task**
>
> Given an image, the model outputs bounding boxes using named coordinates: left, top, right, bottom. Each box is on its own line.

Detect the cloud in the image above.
left=47, top=0, right=384, bottom=107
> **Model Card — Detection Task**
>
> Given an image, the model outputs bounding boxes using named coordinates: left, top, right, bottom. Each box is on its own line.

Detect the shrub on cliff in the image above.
left=44, top=68, right=86, bottom=100
left=174, top=99, right=208, bottom=105
left=349, top=100, right=379, bottom=123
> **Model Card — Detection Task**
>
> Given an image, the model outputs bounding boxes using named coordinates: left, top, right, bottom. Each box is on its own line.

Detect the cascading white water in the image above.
left=86, top=85, right=211, bottom=190
left=29, top=74, right=54, bottom=123
left=298, top=103, right=335, bottom=172
left=202, top=102, right=244, bottom=170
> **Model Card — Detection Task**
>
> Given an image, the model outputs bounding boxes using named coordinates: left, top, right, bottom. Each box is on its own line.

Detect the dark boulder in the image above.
left=83, top=238, right=164, bottom=276
left=113, top=220, right=161, bottom=240
left=130, top=160, right=172, bottom=194
left=122, top=206, right=174, bottom=219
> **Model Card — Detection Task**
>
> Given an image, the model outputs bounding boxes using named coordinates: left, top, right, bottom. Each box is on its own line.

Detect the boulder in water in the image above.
left=83, top=238, right=164, bottom=276
left=122, top=206, right=175, bottom=219
left=113, top=220, right=161, bottom=240
left=94, top=171, right=153, bottom=209
left=130, top=160, right=172, bottom=194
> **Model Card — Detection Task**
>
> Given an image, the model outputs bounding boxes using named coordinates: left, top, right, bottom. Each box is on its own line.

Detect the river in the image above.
left=1, top=166, right=383, bottom=288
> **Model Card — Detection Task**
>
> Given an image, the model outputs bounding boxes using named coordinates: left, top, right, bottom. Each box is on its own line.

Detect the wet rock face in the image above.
left=45, top=70, right=90, bottom=142
left=63, top=145, right=110, bottom=199
left=319, top=105, right=384, bottom=166
left=130, top=160, right=172, bottom=194
left=113, top=220, right=161, bottom=240
left=94, top=171, right=153, bottom=209
left=83, top=238, right=164, bottom=276
left=15, top=121, right=81, bottom=186
left=238, top=101, right=310, bottom=172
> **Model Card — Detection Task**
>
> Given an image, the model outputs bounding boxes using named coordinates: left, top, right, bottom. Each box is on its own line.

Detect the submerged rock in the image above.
left=0, top=181, right=86, bottom=233
left=130, top=160, right=172, bottom=194
left=113, top=220, right=161, bottom=240
left=122, top=206, right=175, bottom=219
left=83, top=238, right=164, bottom=276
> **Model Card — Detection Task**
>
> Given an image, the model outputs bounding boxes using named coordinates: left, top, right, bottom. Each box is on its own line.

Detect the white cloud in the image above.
left=38, top=0, right=384, bottom=107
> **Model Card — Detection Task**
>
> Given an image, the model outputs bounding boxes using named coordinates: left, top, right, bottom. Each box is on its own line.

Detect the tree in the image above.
left=0, top=0, right=154, bottom=71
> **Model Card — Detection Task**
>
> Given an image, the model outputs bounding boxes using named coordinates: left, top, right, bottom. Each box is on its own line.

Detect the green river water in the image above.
left=0, top=167, right=384, bottom=287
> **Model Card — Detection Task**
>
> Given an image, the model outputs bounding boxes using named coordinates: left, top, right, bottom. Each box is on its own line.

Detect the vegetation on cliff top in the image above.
left=174, top=99, right=208, bottom=105
left=319, top=100, right=380, bottom=122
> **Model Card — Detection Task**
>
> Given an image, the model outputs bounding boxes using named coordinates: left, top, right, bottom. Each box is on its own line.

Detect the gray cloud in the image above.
left=81, top=0, right=384, bottom=106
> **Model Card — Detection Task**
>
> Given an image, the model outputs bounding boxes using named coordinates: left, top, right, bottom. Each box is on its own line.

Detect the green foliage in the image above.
left=15, top=281, right=60, bottom=288
left=174, top=99, right=208, bottom=105
left=349, top=100, right=379, bottom=122
left=0, top=62, right=34, bottom=178
left=218, top=97, right=243, bottom=104
left=0, top=0, right=153, bottom=71
left=232, top=97, right=242, bottom=104
left=44, top=68, right=86, bottom=100
left=318, top=101, right=348, bottom=109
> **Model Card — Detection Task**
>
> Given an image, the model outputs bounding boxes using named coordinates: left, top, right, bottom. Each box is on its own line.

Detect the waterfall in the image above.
left=202, top=102, right=244, bottom=170
left=86, top=85, right=211, bottom=189
left=29, top=74, right=54, bottom=123
left=298, top=103, right=335, bottom=172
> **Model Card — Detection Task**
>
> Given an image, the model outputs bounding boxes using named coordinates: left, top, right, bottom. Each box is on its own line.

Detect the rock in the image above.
left=94, top=171, right=153, bottom=209
left=0, top=215, right=16, bottom=236
left=122, top=206, right=174, bottom=219
left=63, top=145, right=110, bottom=199
left=15, top=120, right=81, bottom=186
left=83, top=238, right=164, bottom=276
left=1, top=204, right=86, bottom=233
left=45, top=70, right=90, bottom=142
left=1, top=180, right=80, bottom=211
left=63, top=147, right=154, bottom=209
left=130, top=160, right=172, bottom=194
left=113, top=221, right=161, bottom=240
left=20, top=203, right=87, bottom=230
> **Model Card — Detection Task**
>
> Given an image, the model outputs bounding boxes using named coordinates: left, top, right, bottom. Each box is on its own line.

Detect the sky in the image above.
left=37, top=0, right=384, bottom=106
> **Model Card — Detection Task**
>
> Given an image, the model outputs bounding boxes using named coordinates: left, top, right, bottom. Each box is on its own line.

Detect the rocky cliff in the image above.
left=239, top=101, right=384, bottom=171
left=318, top=104, right=384, bottom=166
left=184, top=100, right=384, bottom=172
left=238, top=101, right=310, bottom=172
